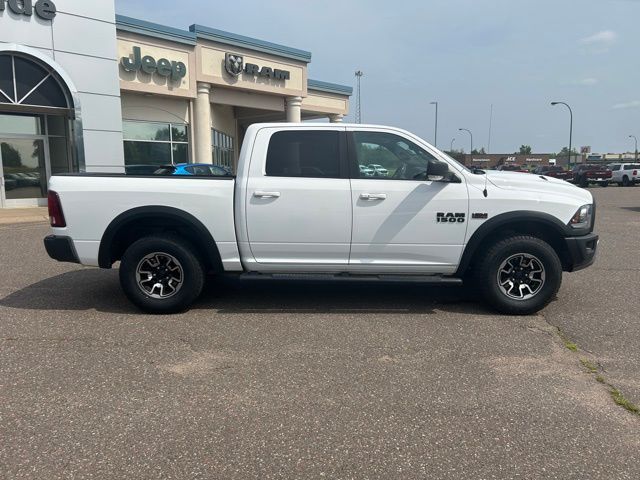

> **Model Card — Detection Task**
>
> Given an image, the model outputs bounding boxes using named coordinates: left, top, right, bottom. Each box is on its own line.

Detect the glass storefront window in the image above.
left=212, top=129, right=234, bottom=170
left=123, top=120, right=189, bottom=166
left=0, top=113, right=43, bottom=135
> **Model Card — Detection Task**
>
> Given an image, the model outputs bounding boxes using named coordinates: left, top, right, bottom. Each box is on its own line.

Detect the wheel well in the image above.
left=99, top=210, right=223, bottom=273
left=460, top=220, right=571, bottom=276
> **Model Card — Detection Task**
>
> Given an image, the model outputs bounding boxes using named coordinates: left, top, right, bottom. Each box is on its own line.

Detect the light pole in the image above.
left=355, top=70, right=364, bottom=124
left=459, top=128, right=473, bottom=154
left=450, top=138, right=455, bottom=152
left=551, top=101, right=573, bottom=166
left=430, top=101, right=438, bottom=148
left=629, top=135, right=638, bottom=161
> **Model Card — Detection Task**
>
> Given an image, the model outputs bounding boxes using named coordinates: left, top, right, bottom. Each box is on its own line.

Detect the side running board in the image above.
left=239, top=272, right=463, bottom=285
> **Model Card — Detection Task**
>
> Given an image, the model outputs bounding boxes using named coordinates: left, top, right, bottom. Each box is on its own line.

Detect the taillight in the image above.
left=48, top=190, right=66, bottom=227
left=634, top=170, right=638, bottom=176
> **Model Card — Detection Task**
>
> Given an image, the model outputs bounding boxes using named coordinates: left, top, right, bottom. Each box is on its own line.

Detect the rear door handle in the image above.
left=360, top=193, right=387, bottom=201
left=253, top=191, right=281, bottom=198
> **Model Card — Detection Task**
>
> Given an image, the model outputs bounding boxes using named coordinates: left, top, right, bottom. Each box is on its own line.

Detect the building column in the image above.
left=286, top=96, right=303, bottom=123
left=329, top=114, right=344, bottom=123
left=194, top=82, right=213, bottom=164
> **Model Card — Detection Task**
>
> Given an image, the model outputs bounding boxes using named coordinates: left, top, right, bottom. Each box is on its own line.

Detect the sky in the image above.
left=115, top=0, right=640, bottom=154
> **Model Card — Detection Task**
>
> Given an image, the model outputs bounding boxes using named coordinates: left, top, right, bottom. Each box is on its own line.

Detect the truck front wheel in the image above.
left=476, top=235, right=562, bottom=315
left=119, top=235, right=205, bottom=314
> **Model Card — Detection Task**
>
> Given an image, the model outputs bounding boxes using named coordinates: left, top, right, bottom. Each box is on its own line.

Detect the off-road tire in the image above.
left=119, top=234, right=205, bottom=314
left=622, top=176, right=630, bottom=187
left=476, top=235, right=562, bottom=315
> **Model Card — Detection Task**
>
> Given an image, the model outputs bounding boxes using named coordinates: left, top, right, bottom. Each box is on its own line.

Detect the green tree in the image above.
left=471, top=147, right=486, bottom=155
left=517, top=145, right=532, bottom=154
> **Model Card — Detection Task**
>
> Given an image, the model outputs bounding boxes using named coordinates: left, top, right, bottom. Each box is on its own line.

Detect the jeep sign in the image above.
left=121, top=46, right=187, bottom=83
left=0, top=0, right=57, bottom=20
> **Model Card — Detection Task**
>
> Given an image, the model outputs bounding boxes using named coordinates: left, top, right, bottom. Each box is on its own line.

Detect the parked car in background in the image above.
left=497, top=164, right=529, bottom=173
left=154, top=163, right=233, bottom=177
left=367, top=164, right=389, bottom=177
left=608, top=163, right=640, bottom=187
left=359, top=164, right=375, bottom=177
left=125, top=165, right=164, bottom=175
left=533, top=165, right=574, bottom=182
left=570, top=164, right=612, bottom=187
left=3, top=175, right=18, bottom=191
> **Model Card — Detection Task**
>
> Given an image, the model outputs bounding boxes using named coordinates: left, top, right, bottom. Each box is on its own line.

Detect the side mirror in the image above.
left=427, top=161, right=450, bottom=181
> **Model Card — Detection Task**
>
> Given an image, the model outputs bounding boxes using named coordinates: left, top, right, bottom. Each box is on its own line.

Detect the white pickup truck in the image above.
left=44, top=123, right=598, bottom=315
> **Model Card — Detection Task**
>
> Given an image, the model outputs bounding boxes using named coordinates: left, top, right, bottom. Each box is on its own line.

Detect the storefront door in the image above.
left=0, top=137, right=49, bottom=207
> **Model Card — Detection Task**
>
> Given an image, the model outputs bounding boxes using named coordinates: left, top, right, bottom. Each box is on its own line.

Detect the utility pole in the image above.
left=430, top=101, right=438, bottom=147
left=488, top=104, right=493, bottom=154
left=629, top=135, right=638, bottom=161
left=450, top=138, right=455, bottom=152
left=355, top=71, right=364, bottom=124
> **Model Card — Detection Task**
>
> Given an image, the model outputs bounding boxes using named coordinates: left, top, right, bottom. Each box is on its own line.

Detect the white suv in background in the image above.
left=609, top=163, right=640, bottom=187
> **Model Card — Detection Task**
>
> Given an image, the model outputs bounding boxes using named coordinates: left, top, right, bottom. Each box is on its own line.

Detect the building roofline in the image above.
left=189, top=24, right=312, bottom=63
left=115, top=15, right=197, bottom=46
left=308, top=79, right=353, bottom=96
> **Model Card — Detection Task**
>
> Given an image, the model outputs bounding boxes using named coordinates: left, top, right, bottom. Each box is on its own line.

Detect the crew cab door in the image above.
left=347, top=127, right=469, bottom=274
left=243, top=127, right=351, bottom=270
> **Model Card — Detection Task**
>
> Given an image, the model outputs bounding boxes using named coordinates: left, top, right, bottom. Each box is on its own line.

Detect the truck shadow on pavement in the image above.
left=0, top=269, right=496, bottom=316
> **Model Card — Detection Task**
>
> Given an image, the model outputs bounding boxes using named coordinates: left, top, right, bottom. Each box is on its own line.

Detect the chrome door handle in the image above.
left=360, top=193, right=387, bottom=201
left=253, top=191, right=281, bottom=198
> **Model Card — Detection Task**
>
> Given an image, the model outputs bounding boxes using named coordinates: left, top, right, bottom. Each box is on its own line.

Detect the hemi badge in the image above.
left=472, top=213, right=489, bottom=219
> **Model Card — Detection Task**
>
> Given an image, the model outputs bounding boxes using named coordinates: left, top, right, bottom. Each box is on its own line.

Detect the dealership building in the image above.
left=0, top=0, right=352, bottom=207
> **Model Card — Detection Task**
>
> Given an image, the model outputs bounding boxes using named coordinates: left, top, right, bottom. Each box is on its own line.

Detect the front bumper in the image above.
left=564, top=233, right=598, bottom=272
left=44, top=235, right=80, bottom=264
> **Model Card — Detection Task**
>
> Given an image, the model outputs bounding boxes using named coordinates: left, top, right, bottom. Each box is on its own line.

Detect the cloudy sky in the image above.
left=115, top=0, right=640, bottom=154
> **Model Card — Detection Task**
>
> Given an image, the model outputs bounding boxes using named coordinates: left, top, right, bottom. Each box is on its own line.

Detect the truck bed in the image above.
left=48, top=174, right=241, bottom=270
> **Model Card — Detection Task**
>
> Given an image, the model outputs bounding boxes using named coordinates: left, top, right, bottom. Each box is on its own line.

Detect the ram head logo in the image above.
left=225, top=53, right=244, bottom=77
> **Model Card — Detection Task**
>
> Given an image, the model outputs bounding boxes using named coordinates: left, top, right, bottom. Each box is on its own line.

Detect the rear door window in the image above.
left=266, top=130, right=341, bottom=178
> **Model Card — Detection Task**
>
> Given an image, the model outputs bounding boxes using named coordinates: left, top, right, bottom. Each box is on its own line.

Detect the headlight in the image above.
left=569, top=204, right=593, bottom=229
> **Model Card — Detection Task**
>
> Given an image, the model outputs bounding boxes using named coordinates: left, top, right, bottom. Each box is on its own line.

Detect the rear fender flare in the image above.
left=98, top=206, right=222, bottom=271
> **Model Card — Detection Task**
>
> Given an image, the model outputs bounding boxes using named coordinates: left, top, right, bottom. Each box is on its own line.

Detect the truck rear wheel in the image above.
left=476, top=235, right=562, bottom=315
left=119, top=235, right=205, bottom=314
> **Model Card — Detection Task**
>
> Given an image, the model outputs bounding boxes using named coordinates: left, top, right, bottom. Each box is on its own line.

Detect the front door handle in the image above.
left=253, top=191, right=281, bottom=198
left=360, top=193, right=387, bottom=201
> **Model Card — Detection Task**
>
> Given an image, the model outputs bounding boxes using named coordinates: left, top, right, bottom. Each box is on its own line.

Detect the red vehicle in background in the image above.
left=533, top=165, right=574, bottom=182
left=496, top=164, right=529, bottom=173
left=570, top=164, right=612, bottom=188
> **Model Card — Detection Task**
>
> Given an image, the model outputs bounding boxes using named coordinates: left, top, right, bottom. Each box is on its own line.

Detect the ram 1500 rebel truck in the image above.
left=44, top=123, right=599, bottom=315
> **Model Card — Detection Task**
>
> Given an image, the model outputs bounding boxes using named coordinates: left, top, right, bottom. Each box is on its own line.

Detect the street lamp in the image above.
left=459, top=128, right=473, bottom=154
left=430, top=101, right=438, bottom=148
left=629, top=135, right=638, bottom=161
left=551, top=101, right=573, bottom=166
left=450, top=137, right=455, bottom=152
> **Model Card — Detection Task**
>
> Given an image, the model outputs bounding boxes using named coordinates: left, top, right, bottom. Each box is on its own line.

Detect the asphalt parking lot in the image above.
left=1, top=187, right=639, bottom=479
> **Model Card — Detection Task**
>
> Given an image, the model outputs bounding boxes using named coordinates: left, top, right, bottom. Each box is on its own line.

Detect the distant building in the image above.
left=461, top=153, right=569, bottom=168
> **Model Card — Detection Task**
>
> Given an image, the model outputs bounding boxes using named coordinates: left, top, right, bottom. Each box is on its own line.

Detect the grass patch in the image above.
left=556, top=327, right=578, bottom=352
left=564, top=341, right=578, bottom=352
left=596, top=375, right=605, bottom=383
left=580, top=359, right=598, bottom=373
left=610, top=388, right=640, bottom=416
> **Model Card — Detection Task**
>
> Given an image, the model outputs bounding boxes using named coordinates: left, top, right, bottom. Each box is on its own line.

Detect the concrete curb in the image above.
left=0, top=208, right=49, bottom=225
